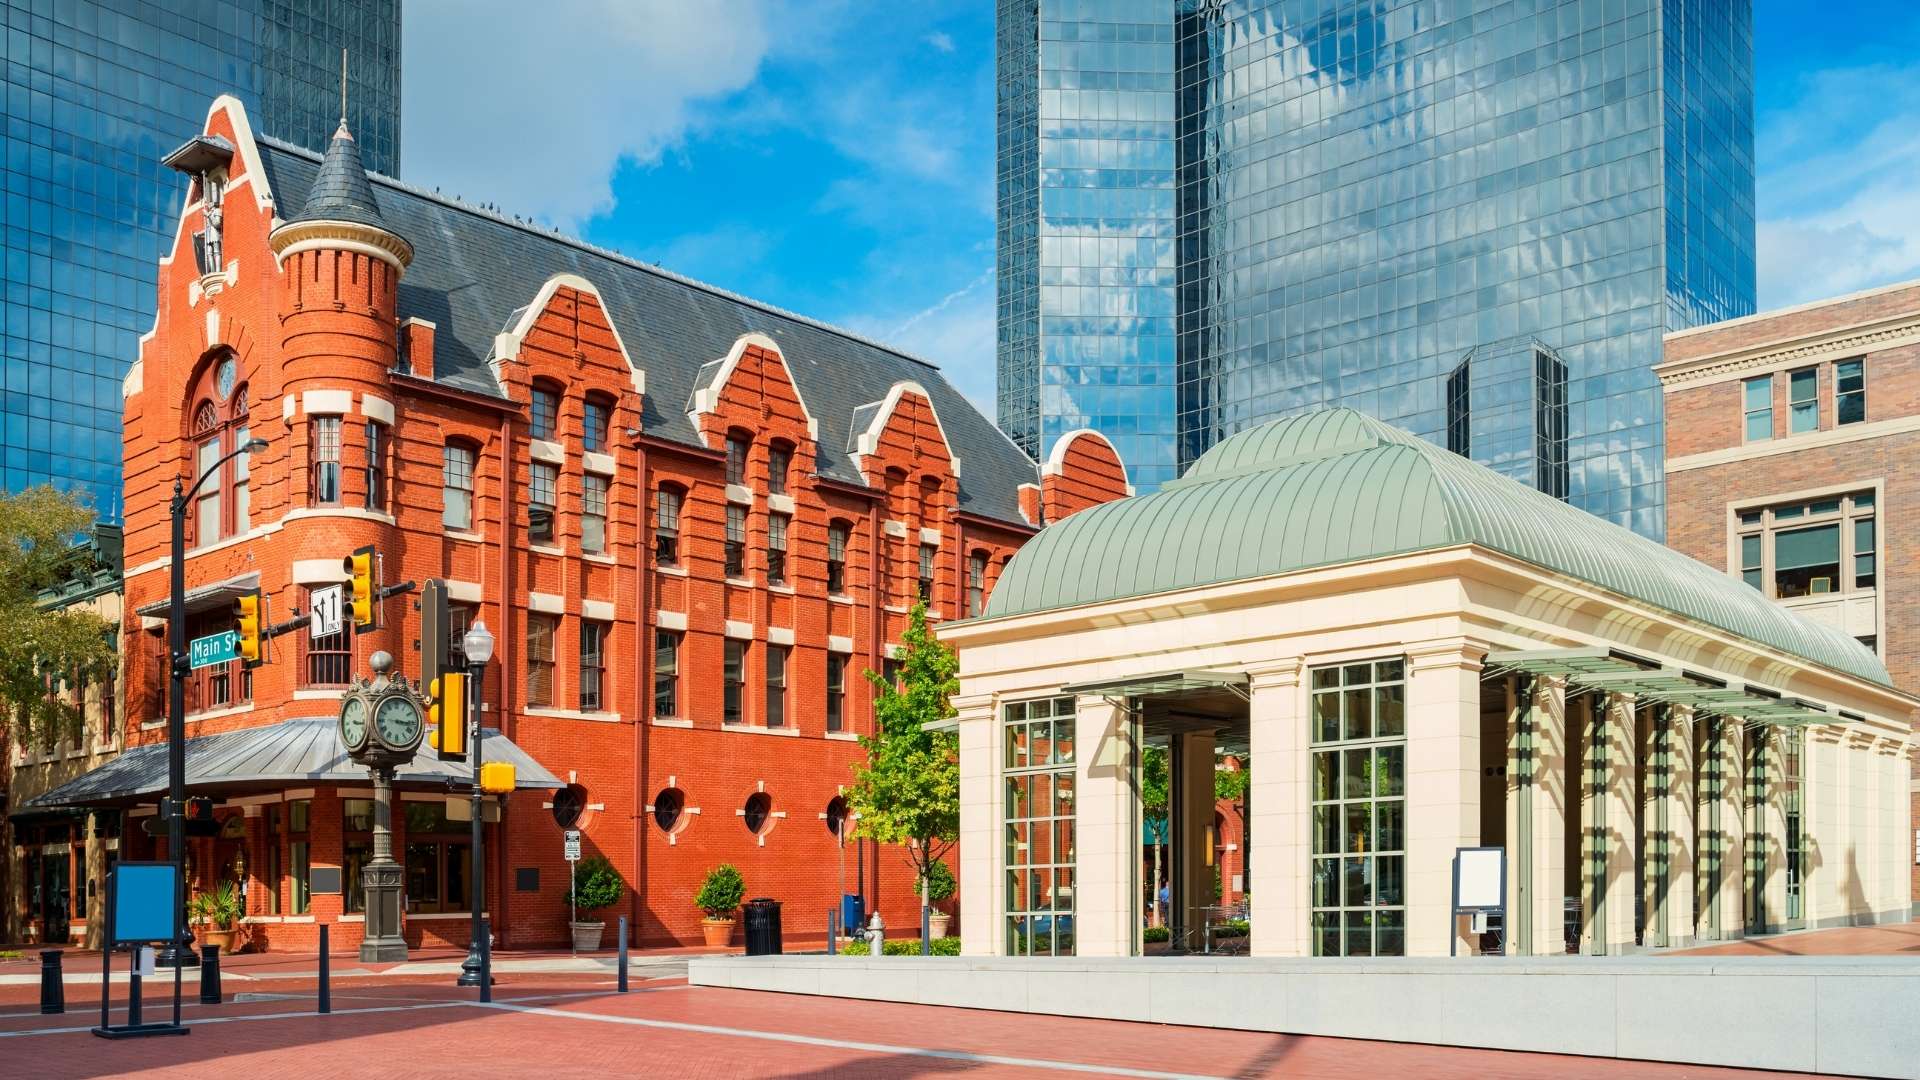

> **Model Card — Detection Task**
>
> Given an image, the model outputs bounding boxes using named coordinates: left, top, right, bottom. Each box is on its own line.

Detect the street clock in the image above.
left=338, top=652, right=426, bottom=769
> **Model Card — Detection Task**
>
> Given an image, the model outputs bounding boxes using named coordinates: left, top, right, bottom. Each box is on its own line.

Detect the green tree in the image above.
left=1140, top=745, right=1169, bottom=926
left=0, top=487, right=114, bottom=747
left=849, top=601, right=959, bottom=913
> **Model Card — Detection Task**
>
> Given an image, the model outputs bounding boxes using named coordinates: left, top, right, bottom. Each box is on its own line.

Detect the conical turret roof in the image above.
left=292, top=121, right=390, bottom=230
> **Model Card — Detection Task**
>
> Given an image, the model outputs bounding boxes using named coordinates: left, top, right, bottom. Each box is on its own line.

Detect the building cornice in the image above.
left=268, top=218, right=413, bottom=271
left=1655, top=310, right=1920, bottom=390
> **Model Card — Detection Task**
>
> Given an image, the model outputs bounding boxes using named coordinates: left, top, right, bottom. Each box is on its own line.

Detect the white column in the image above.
left=1071, top=697, right=1136, bottom=957
left=1248, top=661, right=1305, bottom=957
left=1698, top=718, right=1747, bottom=940
left=1762, top=727, right=1789, bottom=932
left=1580, top=692, right=1637, bottom=954
left=1645, top=704, right=1696, bottom=948
left=953, top=691, right=998, bottom=956
left=1506, top=674, right=1566, bottom=955
left=1404, top=639, right=1485, bottom=958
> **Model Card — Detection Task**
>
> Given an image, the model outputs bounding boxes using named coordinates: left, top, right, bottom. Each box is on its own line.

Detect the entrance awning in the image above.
left=29, top=717, right=564, bottom=809
left=134, top=572, right=260, bottom=618
left=1485, top=647, right=1858, bottom=728
left=1060, top=670, right=1250, bottom=702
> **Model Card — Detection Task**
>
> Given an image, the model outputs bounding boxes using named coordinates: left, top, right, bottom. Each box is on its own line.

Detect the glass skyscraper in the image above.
left=2, top=0, right=401, bottom=520
left=997, top=0, right=1754, bottom=535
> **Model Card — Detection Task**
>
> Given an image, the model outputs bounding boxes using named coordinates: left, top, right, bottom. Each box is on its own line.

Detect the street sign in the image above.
left=310, top=584, right=344, bottom=640
left=188, top=630, right=239, bottom=670
left=564, top=829, right=581, bottom=862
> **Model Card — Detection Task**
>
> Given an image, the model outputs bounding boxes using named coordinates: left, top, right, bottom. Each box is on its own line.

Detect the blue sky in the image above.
left=404, top=2, right=1920, bottom=415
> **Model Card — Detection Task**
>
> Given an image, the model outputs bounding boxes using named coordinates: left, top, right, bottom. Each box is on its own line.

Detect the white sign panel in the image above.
left=564, top=829, right=581, bottom=861
left=310, top=584, right=344, bottom=640
left=1454, top=847, right=1505, bottom=910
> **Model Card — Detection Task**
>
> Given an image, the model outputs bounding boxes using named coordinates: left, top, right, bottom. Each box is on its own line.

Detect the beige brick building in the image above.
left=1657, top=278, right=1920, bottom=911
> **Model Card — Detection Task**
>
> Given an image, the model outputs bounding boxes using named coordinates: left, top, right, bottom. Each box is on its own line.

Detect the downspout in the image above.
left=631, top=438, right=651, bottom=942
left=867, top=496, right=884, bottom=908
left=496, top=411, right=515, bottom=945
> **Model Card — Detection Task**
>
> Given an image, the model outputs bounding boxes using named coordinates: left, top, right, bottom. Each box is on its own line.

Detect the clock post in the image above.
left=339, top=650, right=427, bottom=963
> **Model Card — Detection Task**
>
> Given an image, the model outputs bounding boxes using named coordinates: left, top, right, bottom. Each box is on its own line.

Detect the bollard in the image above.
left=616, top=916, right=629, bottom=994
left=866, top=912, right=884, bottom=957
left=317, top=925, right=331, bottom=1015
left=39, top=950, right=64, bottom=1015
left=478, top=918, right=492, bottom=1004
left=198, top=944, right=222, bottom=1005
left=827, top=909, right=837, bottom=955
left=921, top=905, right=931, bottom=955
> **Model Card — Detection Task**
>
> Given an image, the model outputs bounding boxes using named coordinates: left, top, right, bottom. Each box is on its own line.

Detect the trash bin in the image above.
left=743, top=897, right=783, bottom=956
left=840, top=894, right=864, bottom=940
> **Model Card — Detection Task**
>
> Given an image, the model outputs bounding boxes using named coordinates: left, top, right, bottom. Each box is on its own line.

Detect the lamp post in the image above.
left=160, top=436, right=267, bottom=969
left=457, top=620, right=494, bottom=989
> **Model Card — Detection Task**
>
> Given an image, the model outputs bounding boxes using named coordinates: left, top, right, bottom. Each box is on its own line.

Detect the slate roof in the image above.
left=252, top=136, right=1038, bottom=526
left=986, top=409, right=1892, bottom=688
left=29, top=718, right=562, bottom=808
left=289, top=122, right=391, bottom=231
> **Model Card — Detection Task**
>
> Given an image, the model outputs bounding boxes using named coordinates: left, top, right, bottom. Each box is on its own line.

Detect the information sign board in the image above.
left=110, top=863, right=179, bottom=945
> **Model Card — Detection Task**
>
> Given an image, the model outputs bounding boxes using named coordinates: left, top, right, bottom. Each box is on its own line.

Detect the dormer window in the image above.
left=768, top=441, right=792, bottom=496
left=584, top=395, right=613, bottom=452
left=530, top=384, right=560, bottom=440
left=726, top=432, right=750, bottom=487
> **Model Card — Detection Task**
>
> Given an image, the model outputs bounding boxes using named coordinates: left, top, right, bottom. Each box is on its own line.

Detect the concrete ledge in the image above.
left=688, top=955, right=1920, bottom=1078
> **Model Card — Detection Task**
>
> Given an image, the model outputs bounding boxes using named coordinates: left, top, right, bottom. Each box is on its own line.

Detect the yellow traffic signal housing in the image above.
left=235, top=589, right=263, bottom=667
left=428, top=672, right=467, bottom=760
left=479, top=762, right=516, bottom=794
left=344, top=545, right=375, bottom=628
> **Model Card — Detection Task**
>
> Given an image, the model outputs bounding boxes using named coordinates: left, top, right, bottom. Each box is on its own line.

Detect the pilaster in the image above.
left=1404, top=638, right=1485, bottom=957
left=1644, top=704, right=1695, bottom=948
left=1506, top=674, right=1567, bottom=955
left=1072, top=697, right=1137, bottom=957
left=953, top=691, right=997, bottom=956
left=1247, top=660, right=1304, bottom=957
left=1578, top=692, right=1637, bottom=954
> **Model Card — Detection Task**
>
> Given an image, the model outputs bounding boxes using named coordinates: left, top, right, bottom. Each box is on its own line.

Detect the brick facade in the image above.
left=1657, top=278, right=1920, bottom=906
left=110, top=97, right=1127, bottom=952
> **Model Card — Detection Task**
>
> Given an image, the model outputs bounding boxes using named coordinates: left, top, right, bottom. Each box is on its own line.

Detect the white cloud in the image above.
left=401, top=0, right=772, bottom=230
left=844, top=268, right=997, bottom=413
left=924, top=31, right=956, bottom=53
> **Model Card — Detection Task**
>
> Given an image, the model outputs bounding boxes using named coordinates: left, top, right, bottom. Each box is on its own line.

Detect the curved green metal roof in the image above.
left=984, top=409, right=1890, bottom=687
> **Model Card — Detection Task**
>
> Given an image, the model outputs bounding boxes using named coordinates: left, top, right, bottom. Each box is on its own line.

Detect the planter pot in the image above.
left=928, top=911, right=951, bottom=939
left=701, top=917, right=736, bottom=949
left=570, top=920, right=605, bottom=952
left=201, top=928, right=239, bottom=954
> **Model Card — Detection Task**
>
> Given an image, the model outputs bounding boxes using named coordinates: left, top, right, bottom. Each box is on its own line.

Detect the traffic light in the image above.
left=479, top=762, right=517, bottom=794
left=344, top=545, right=375, bottom=628
left=429, top=671, right=467, bottom=761
left=235, top=589, right=263, bottom=667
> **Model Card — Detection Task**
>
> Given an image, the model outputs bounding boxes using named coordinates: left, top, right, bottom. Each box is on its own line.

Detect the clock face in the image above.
left=339, top=696, right=368, bottom=751
left=215, top=357, right=236, bottom=400
left=375, top=694, right=423, bottom=749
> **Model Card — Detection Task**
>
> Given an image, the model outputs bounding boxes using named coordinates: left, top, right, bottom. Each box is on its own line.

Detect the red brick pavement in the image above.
left=1671, top=919, right=1920, bottom=957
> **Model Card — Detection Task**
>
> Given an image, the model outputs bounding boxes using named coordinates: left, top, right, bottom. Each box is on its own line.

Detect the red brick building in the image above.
left=52, top=96, right=1128, bottom=953
left=1658, top=277, right=1920, bottom=912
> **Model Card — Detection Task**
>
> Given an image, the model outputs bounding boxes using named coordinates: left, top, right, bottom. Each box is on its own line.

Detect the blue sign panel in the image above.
left=111, top=863, right=178, bottom=944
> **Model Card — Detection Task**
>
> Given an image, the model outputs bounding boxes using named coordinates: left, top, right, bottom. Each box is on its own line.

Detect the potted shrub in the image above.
left=189, top=881, right=243, bottom=954
left=696, top=864, right=745, bottom=948
left=566, top=855, right=625, bottom=952
left=921, top=860, right=956, bottom=939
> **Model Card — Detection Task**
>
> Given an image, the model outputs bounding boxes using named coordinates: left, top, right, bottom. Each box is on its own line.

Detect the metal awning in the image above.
left=1486, top=647, right=1853, bottom=728
left=134, top=572, right=260, bottom=618
left=29, top=717, right=564, bottom=809
left=1059, top=670, right=1251, bottom=703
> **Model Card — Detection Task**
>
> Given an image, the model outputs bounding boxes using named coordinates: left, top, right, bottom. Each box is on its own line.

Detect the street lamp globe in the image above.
left=244, top=437, right=268, bottom=454
left=463, top=619, right=495, bottom=666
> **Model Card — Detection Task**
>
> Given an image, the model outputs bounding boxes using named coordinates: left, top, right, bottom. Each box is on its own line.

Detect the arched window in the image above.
left=443, top=441, right=476, bottom=530
left=967, top=549, right=989, bottom=617
left=725, top=428, right=752, bottom=487
left=582, top=393, right=614, bottom=453
left=529, top=380, right=562, bottom=440
left=767, top=439, right=794, bottom=496
left=184, top=353, right=253, bottom=547
left=826, top=519, right=852, bottom=594
left=919, top=475, right=942, bottom=528
left=655, top=483, right=685, bottom=565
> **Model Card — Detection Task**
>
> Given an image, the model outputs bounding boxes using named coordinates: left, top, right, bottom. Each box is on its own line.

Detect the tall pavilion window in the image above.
left=1309, top=657, right=1406, bottom=957
left=825, top=653, right=846, bottom=733
left=529, top=463, right=557, bottom=544
left=582, top=473, right=609, bottom=555
left=1782, top=730, right=1806, bottom=928
left=303, top=586, right=353, bottom=687
left=289, top=799, right=311, bottom=915
left=917, top=544, right=936, bottom=604
left=653, top=631, right=680, bottom=717
left=403, top=800, right=471, bottom=915
left=1004, top=695, right=1075, bottom=956
left=525, top=614, right=556, bottom=708
left=583, top=394, right=612, bottom=452
left=1836, top=359, right=1865, bottom=426
left=765, top=645, right=789, bottom=728
left=1735, top=491, right=1876, bottom=601
left=364, top=421, right=387, bottom=511
left=726, top=432, right=750, bottom=487
left=767, top=441, right=792, bottom=496
left=443, top=443, right=474, bottom=530
left=311, top=415, right=342, bottom=505
left=724, top=504, right=747, bottom=578
left=767, top=513, right=790, bottom=585
left=723, top=639, right=747, bottom=724
left=1742, top=376, right=1771, bottom=443
left=530, top=383, right=560, bottom=440
left=579, top=620, right=606, bottom=712
left=827, top=521, right=850, bottom=594
left=1788, top=367, right=1818, bottom=434
left=967, top=551, right=987, bottom=617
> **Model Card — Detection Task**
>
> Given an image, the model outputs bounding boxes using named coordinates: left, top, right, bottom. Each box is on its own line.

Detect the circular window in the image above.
left=215, top=357, right=237, bottom=400
left=652, top=788, right=685, bottom=834
left=551, top=784, right=586, bottom=829
left=825, top=796, right=849, bottom=839
left=742, top=792, right=772, bottom=836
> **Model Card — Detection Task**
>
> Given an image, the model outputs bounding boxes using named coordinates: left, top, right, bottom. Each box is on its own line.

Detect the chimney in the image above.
left=401, top=317, right=436, bottom=379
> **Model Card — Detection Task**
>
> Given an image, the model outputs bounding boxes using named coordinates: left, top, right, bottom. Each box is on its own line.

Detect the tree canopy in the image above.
left=848, top=601, right=959, bottom=905
left=0, top=487, right=115, bottom=748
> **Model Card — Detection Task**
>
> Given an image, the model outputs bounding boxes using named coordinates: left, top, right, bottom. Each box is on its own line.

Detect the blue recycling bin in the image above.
left=840, top=894, right=864, bottom=937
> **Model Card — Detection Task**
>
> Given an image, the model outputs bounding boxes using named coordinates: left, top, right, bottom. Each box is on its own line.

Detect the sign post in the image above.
left=564, top=829, right=581, bottom=956
left=1450, top=846, right=1507, bottom=957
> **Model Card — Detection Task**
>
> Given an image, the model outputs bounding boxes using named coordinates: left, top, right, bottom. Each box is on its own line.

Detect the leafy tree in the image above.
left=0, top=487, right=115, bottom=747
left=849, top=601, right=959, bottom=913
left=695, top=864, right=745, bottom=919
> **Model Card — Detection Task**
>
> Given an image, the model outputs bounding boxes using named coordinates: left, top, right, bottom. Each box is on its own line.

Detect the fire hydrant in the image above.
left=866, top=912, right=885, bottom=956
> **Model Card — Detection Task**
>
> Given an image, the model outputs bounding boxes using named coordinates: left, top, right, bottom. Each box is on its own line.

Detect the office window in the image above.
left=767, top=513, right=789, bottom=585
left=826, top=653, right=846, bottom=733
left=582, top=473, right=609, bottom=554
left=303, top=586, right=353, bottom=687
left=579, top=621, right=606, bottom=712
left=1777, top=519, right=1841, bottom=596
left=526, top=614, right=556, bottom=708
left=1003, top=695, right=1075, bottom=956
left=827, top=521, right=850, bottom=594
left=311, top=415, right=342, bottom=504
left=1854, top=515, right=1876, bottom=589
left=725, top=504, right=747, bottom=578
left=967, top=551, right=987, bottom=617
left=1735, top=492, right=1875, bottom=601
left=723, top=639, right=747, bottom=724
left=364, top=422, right=387, bottom=511
left=766, top=646, right=789, bottom=728
left=655, top=486, right=682, bottom=565
left=1310, top=657, right=1407, bottom=958
left=443, top=443, right=474, bottom=530
left=653, top=631, right=680, bottom=717
left=726, top=432, right=750, bottom=486
left=1742, top=377, right=1771, bottom=443
left=531, top=384, right=560, bottom=440
left=917, top=544, right=936, bottom=604
left=1836, top=359, right=1865, bottom=426
left=583, top=395, right=612, bottom=452
left=529, top=463, right=557, bottom=543
left=1789, top=368, right=1818, bottom=434
left=768, top=442, right=791, bottom=496
left=1740, top=534, right=1762, bottom=591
